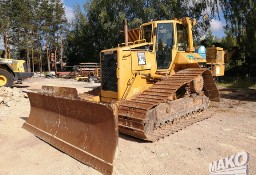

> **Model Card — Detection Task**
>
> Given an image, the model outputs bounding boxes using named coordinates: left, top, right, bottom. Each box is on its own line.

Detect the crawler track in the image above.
left=118, top=68, right=220, bottom=141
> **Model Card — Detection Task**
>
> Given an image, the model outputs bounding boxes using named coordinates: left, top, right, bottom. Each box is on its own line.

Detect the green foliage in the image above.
left=65, top=0, right=218, bottom=65
left=62, top=0, right=255, bottom=77
left=219, top=0, right=256, bottom=76
left=217, top=76, right=256, bottom=89
left=0, top=1, right=10, bottom=33
left=221, top=28, right=237, bottom=49
left=200, top=31, right=222, bottom=47
left=0, top=0, right=67, bottom=72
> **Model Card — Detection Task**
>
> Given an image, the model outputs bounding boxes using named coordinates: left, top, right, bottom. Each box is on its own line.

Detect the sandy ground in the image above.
left=0, top=77, right=256, bottom=175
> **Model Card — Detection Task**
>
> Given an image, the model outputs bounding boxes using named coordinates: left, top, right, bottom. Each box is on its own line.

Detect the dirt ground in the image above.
left=0, top=77, right=255, bottom=175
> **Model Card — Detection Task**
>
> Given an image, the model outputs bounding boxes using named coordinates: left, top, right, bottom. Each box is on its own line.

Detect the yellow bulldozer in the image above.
left=22, top=17, right=225, bottom=175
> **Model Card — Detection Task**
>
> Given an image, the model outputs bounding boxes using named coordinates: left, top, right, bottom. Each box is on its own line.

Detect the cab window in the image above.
left=141, top=24, right=152, bottom=42
left=177, top=24, right=188, bottom=51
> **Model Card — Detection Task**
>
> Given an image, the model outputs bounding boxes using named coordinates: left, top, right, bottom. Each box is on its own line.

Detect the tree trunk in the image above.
left=31, top=31, right=35, bottom=72
left=6, top=32, right=11, bottom=59
left=3, top=32, right=7, bottom=59
left=46, top=44, right=51, bottom=72
left=36, top=29, right=42, bottom=74
left=39, top=52, right=42, bottom=75
left=25, top=30, right=31, bottom=72
left=54, top=48, right=57, bottom=72
left=32, top=48, right=34, bottom=72
left=60, top=28, right=63, bottom=70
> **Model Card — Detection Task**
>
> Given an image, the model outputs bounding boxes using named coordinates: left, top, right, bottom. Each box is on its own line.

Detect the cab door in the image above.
left=155, top=23, right=174, bottom=70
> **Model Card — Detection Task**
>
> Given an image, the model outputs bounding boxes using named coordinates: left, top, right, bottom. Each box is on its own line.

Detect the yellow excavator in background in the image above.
left=23, top=17, right=225, bottom=175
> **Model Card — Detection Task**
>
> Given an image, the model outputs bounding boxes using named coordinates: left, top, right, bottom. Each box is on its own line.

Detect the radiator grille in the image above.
left=101, top=51, right=117, bottom=92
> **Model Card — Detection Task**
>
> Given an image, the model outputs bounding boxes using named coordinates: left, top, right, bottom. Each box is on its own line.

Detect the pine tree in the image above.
left=0, top=1, right=11, bottom=59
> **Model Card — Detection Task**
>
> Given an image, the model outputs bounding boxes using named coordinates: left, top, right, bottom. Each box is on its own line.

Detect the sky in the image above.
left=64, top=0, right=85, bottom=7
left=63, top=0, right=85, bottom=22
left=209, top=16, right=226, bottom=38
left=63, top=0, right=225, bottom=37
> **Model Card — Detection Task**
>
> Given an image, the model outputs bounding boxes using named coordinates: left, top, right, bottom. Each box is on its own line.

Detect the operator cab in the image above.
left=140, top=20, right=189, bottom=71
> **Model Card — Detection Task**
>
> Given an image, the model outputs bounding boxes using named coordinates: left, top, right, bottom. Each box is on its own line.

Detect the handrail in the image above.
left=133, top=39, right=146, bottom=44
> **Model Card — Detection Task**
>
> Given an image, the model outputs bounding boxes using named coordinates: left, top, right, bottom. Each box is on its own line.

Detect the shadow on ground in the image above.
left=119, top=133, right=148, bottom=143
left=20, top=117, right=28, bottom=121
left=84, top=85, right=100, bottom=89
left=12, top=85, right=30, bottom=88
left=219, top=88, right=256, bottom=102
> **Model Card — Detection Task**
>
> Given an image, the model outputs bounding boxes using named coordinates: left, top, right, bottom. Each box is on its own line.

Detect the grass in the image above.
left=216, top=77, right=256, bottom=89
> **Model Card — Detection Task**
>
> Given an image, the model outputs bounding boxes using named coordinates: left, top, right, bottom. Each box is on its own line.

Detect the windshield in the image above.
left=156, top=23, right=174, bottom=50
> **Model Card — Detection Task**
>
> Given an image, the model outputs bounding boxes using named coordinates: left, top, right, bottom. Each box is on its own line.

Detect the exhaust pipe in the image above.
left=124, top=19, right=128, bottom=46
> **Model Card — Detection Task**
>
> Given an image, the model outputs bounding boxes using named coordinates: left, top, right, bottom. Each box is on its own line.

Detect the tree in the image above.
left=0, top=1, right=11, bottom=59
left=219, top=0, right=256, bottom=76
left=52, top=0, right=67, bottom=71
left=0, top=0, right=67, bottom=73
left=220, top=28, right=237, bottom=50
left=65, top=0, right=218, bottom=65
left=10, top=0, right=34, bottom=71
left=200, top=30, right=222, bottom=47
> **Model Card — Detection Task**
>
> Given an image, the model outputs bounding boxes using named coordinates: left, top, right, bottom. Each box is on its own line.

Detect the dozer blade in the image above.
left=22, top=86, right=118, bottom=175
